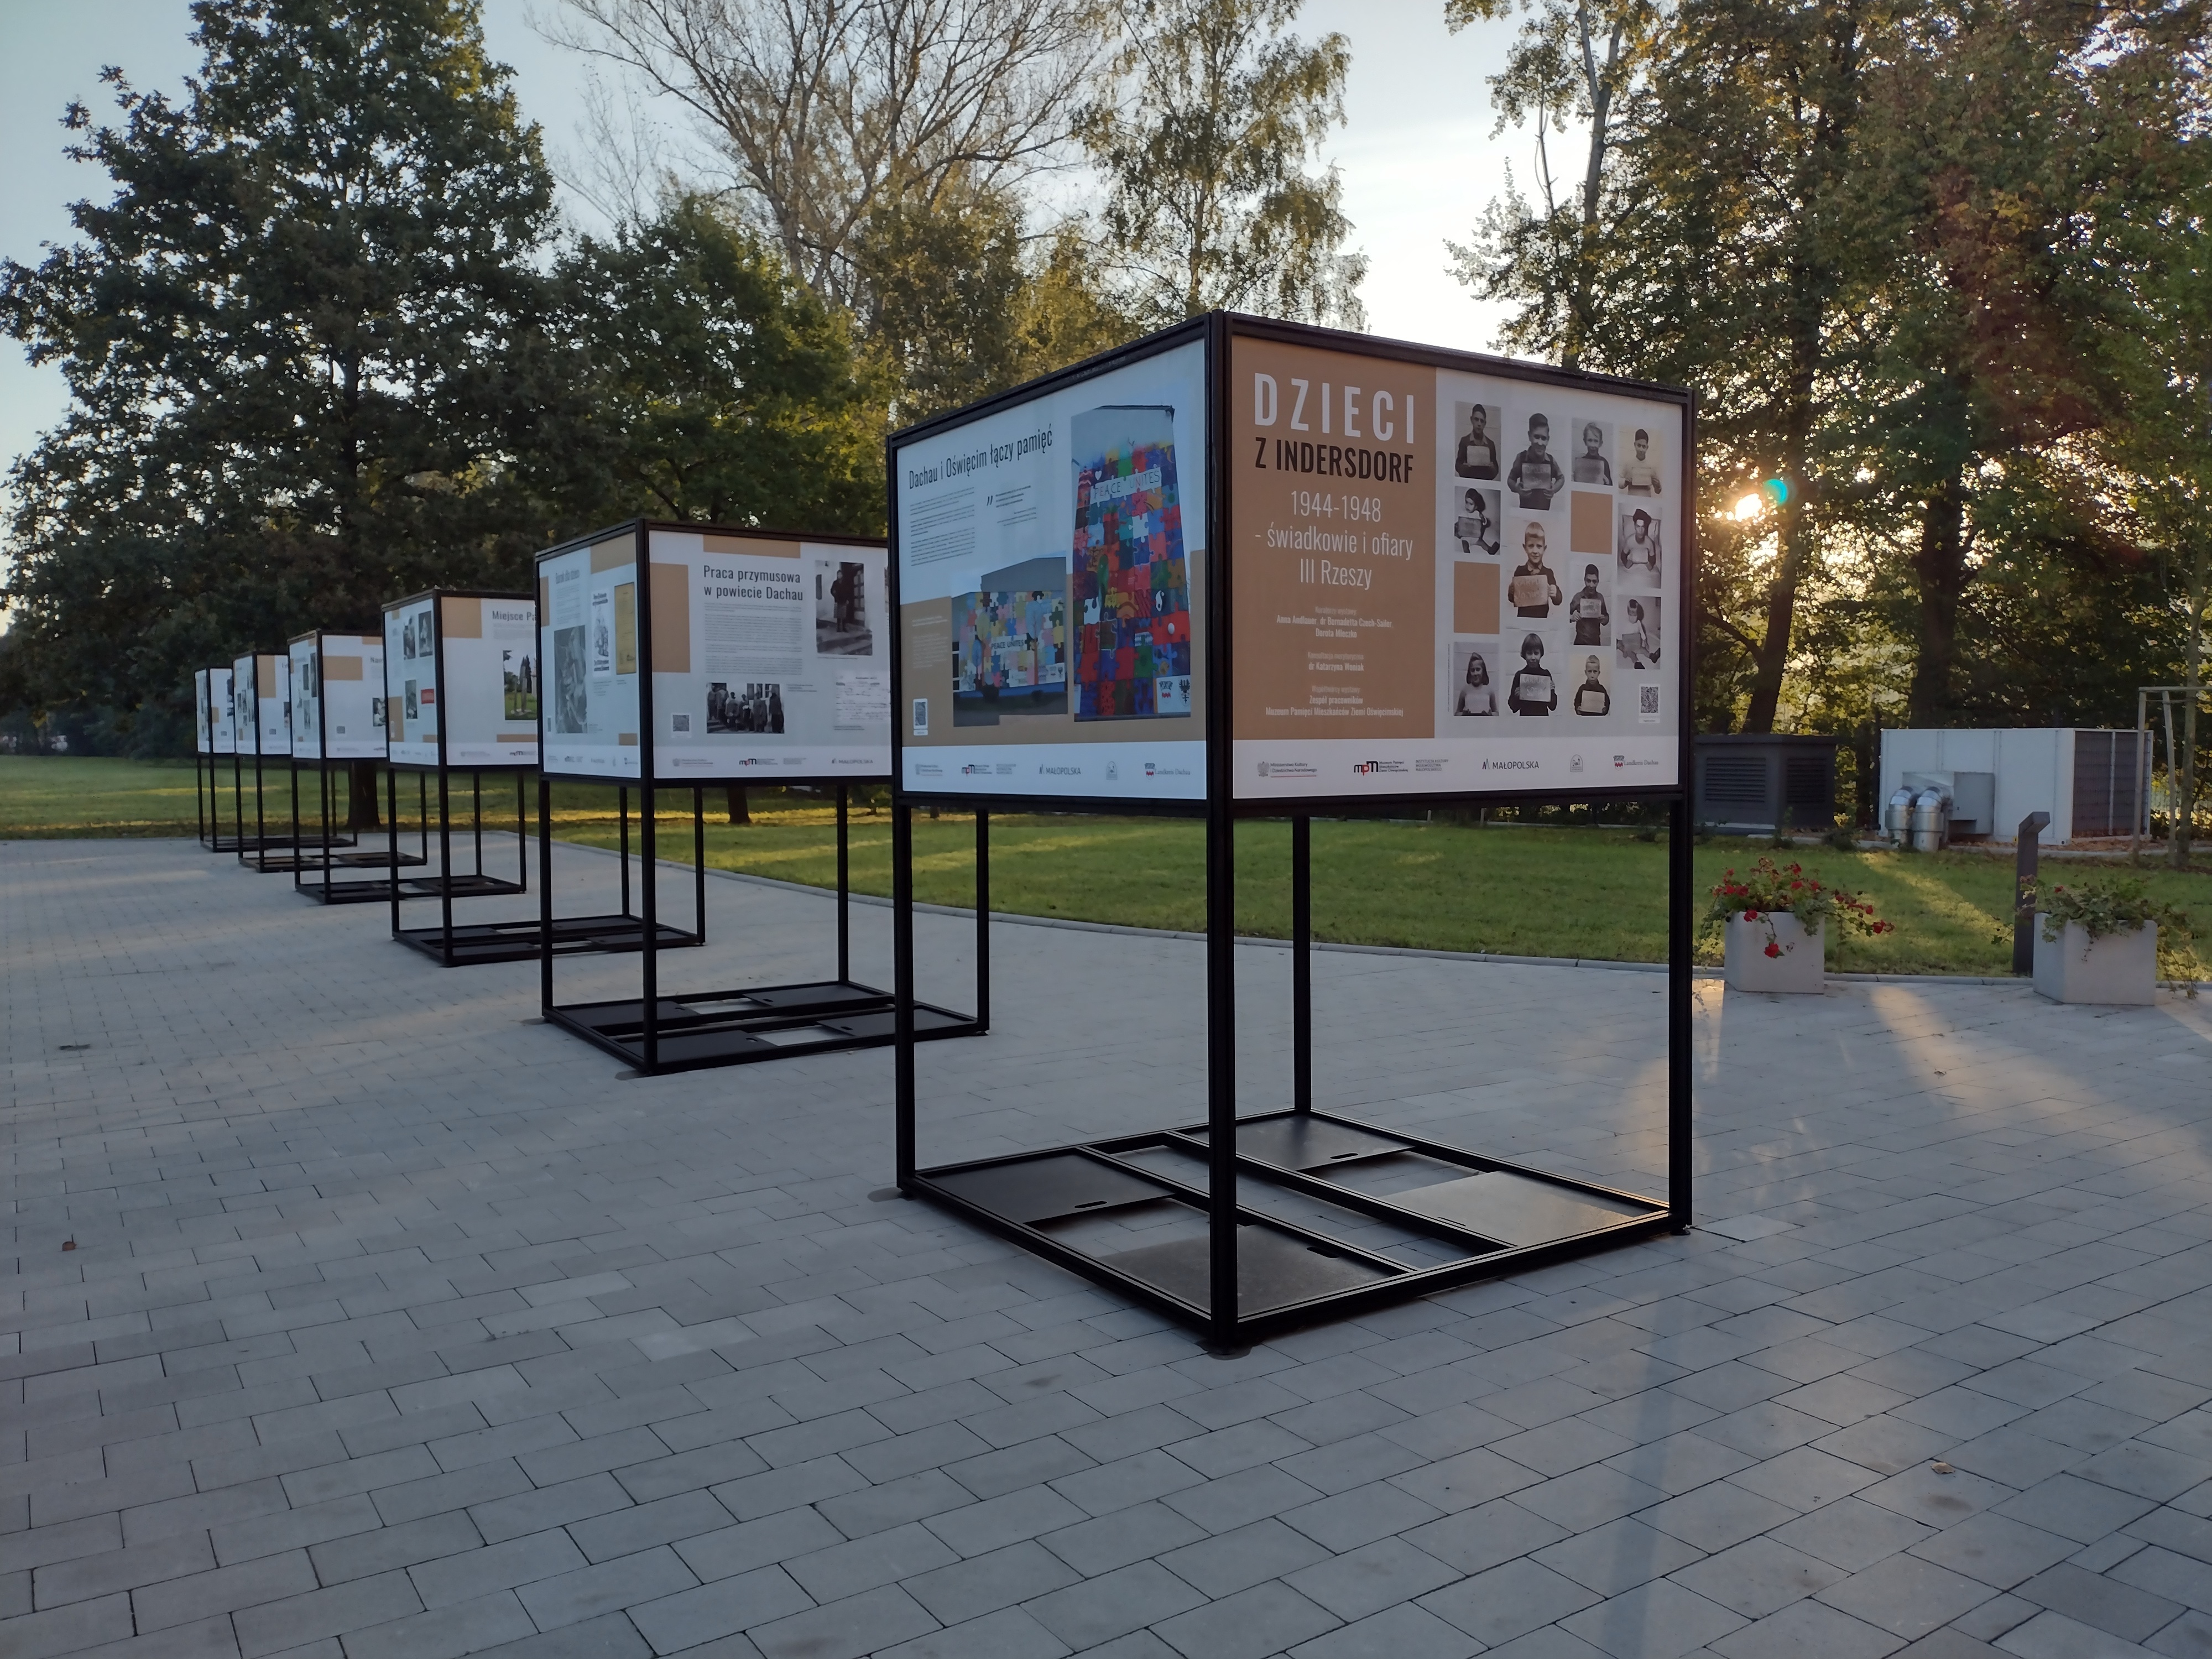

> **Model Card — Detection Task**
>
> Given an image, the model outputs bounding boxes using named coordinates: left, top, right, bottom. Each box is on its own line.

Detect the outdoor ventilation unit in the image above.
left=1693, top=735, right=1838, bottom=833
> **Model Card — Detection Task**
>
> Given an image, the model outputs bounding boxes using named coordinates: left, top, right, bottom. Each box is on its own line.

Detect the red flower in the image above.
left=1744, top=909, right=1761, bottom=921
left=1764, top=942, right=1781, bottom=958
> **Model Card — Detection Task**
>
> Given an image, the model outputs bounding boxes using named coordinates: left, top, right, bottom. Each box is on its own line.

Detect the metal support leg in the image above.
left=1668, top=798, right=1694, bottom=1230
left=975, top=810, right=990, bottom=1032
left=1206, top=800, right=1239, bottom=1348
left=694, top=788, right=706, bottom=942
left=619, top=789, right=631, bottom=917
left=472, top=771, right=483, bottom=879
left=895, top=804, right=916, bottom=1188
left=539, top=775, right=554, bottom=1011
left=837, top=786, right=851, bottom=983
left=437, top=768, right=455, bottom=966
left=1292, top=815, right=1312, bottom=1114
left=518, top=773, right=528, bottom=890
left=2013, top=811, right=2051, bottom=974
left=388, top=768, right=401, bottom=935
left=641, top=782, right=659, bottom=1074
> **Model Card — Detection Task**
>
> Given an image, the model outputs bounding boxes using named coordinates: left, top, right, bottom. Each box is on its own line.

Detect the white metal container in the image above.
left=1724, top=912, right=1825, bottom=994
left=2032, top=916, right=2156, bottom=1005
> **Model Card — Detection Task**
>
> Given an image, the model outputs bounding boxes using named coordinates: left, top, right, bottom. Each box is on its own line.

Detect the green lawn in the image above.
left=10, top=757, right=2210, bottom=975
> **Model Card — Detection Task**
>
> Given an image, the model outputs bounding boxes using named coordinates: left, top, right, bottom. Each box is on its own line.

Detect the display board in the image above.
left=289, top=632, right=385, bottom=762
left=890, top=316, right=1689, bottom=806
left=383, top=595, right=440, bottom=767
left=536, top=522, right=890, bottom=782
left=232, top=653, right=291, bottom=757
left=206, top=668, right=237, bottom=754
left=439, top=595, right=539, bottom=766
left=894, top=336, right=1208, bottom=802
left=1230, top=334, right=1684, bottom=801
left=195, top=670, right=214, bottom=755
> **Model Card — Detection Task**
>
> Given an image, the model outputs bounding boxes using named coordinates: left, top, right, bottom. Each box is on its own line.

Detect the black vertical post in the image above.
left=472, top=771, right=483, bottom=879
left=1203, top=311, right=1239, bottom=1348
left=1292, top=814, right=1312, bottom=1114
left=252, top=754, right=267, bottom=869
left=975, top=810, right=991, bottom=1031
left=418, top=772, right=429, bottom=867
left=437, top=766, right=455, bottom=966
left=387, top=768, right=401, bottom=935
left=2013, top=810, right=2051, bottom=975
left=618, top=788, right=632, bottom=917
left=288, top=762, right=301, bottom=885
left=232, top=751, right=243, bottom=859
left=538, top=775, right=554, bottom=1010
left=641, top=781, right=659, bottom=1073
left=837, top=786, right=851, bottom=983
left=517, top=773, right=528, bottom=890
left=894, top=802, right=916, bottom=1187
left=1668, top=797, right=1694, bottom=1229
left=693, top=787, right=706, bottom=943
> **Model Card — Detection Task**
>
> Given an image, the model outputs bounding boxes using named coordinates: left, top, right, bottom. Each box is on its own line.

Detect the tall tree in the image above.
left=1, top=0, right=564, bottom=738
left=553, top=0, right=1105, bottom=310
left=555, top=197, right=886, bottom=530
left=1081, top=0, right=1367, bottom=328
left=1444, top=0, right=1660, bottom=370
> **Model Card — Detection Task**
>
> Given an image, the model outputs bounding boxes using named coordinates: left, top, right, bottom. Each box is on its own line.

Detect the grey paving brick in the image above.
left=132, top=1548, right=319, bottom=1632
left=1912, top=1515, right=2080, bottom=1590
left=232, top=1569, right=425, bottom=1658
left=1534, top=1514, right=1707, bottom=1597
left=1036, top=1500, right=1208, bottom=1577
left=1713, top=1598, right=1908, bottom=1659
left=1151, top=1580, right=1340, bottom=1659
left=470, top=1473, right=634, bottom=1544
left=1562, top=1578, right=1748, bottom=1659
left=1995, top=1608, right=2157, bottom=1659
left=0, top=1592, right=136, bottom=1659
left=675, top=1509, right=847, bottom=1583
left=1024, top=1559, right=1208, bottom=1648
left=871, top=1604, right=1070, bottom=1659
left=32, top=1531, right=215, bottom=1608
left=1421, top=1554, right=1604, bottom=1645
left=309, top=1510, right=483, bottom=1584
left=902, top=1540, right=1082, bottom=1625
left=566, top=1489, right=733, bottom=1563
left=407, top=1528, right=588, bottom=1609
left=747, top=1583, right=938, bottom=1659
left=1645, top=1481, right=1802, bottom=1553
left=1286, top=1534, right=1461, bottom=1621
left=1820, top=1554, right=2000, bottom=1640
left=2014, top=1564, right=2185, bottom=1642
left=340, top=1588, right=539, bottom=1659
left=515, top=1544, right=701, bottom=1629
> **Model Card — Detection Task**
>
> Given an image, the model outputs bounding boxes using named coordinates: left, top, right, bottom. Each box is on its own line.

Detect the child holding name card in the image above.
left=1507, top=634, right=1557, bottom=715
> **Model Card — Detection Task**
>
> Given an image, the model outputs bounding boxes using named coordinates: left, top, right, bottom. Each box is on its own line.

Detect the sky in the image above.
left=0, top=0, right=1531, bottom=512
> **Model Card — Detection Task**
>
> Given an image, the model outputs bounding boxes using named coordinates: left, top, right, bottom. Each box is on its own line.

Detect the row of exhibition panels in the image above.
left=180, top=311, right=1693, bottom=1346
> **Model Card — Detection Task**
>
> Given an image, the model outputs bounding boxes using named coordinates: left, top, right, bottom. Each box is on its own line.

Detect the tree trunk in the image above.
left=1740, top=322, right=1818, bottom=733
left=725, top=784, right=749, bottom=825
left=1908, top=474, right=1966, bottom=727
left=347, top=760, right=380, bottom=830
left=2171, top=548, right=2203, bottom=869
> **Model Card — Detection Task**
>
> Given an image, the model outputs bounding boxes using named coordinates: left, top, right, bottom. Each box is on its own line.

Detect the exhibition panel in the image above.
left=533, top=520, right=975, bottom=1073
left=229, top=651, right=301, bottom=864
left=889, top=313, right=1695, bottom=1344
left=380, top=591, right=540, bottom=959
left=286, top=629, right=424, bottom=903
left=195, top=667, right=239, bottom=850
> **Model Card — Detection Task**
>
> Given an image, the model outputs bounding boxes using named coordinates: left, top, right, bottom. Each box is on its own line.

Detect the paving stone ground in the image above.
left=4, top=834, right=2212, bottom=1659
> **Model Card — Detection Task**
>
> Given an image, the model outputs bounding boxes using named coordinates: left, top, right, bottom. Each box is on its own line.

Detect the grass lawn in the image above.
left=11, top=757, right=2210, bottom=976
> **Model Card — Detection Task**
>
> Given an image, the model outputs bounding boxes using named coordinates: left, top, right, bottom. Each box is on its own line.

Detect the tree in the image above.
left=554, top=197, right=885, bottom=531
left=1, top=0, right=564, bottom=743
left=1444, top=0, right=1660, bottom=371
left=854, top=175, right=1137, bottom=423
left=553, top=0, right=1105, bottom=310
left=1082, top=0, right=1367, bottom=328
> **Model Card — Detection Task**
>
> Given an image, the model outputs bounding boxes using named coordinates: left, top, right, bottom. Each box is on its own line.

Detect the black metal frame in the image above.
left=533, top=518, right=984, bottom=1074
left=231, top=654, right=328, bottom=868
left=887, top=311, right=1699, bottom=1345
left=195, top=668, right=238, bottom=852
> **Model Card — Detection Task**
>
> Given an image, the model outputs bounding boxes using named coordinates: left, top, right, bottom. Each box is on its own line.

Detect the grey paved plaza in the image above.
left=4, top=836, right=2212, bottom=1659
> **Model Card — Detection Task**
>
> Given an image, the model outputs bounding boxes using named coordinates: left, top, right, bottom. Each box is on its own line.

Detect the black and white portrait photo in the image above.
left=1616, top=597, right=1662, bottom=670
left=1506, top=413, right=1565, bottom=510
left=552, top=625, right=587, bottom=734
left=1507, top=632, right=1558, bottom=716
left=816, top=560, right=874, bottom=656
left=1567, top=564, right=1610, bottom=646
left=1620, top=428, right=1664, bottom=495
left=1451, top=640, right=1500, bottom=716
left=1618, top=509, right=1663, bottom=582
left=1452, top=488, right=1501, bottom=557
left=1453, top=403, right=1501, bottom=480
left=1571, top=653, right=1612, bottom=717
left=1570, top=420, right=1614, bottom=486
left=1506, top=523, right=1564, bottom=618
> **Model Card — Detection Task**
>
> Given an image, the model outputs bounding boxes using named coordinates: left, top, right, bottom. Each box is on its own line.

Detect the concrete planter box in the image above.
left=2033, top=915, right=2156, bottom=1005
left=1724, top=911, right=1825, bottom=994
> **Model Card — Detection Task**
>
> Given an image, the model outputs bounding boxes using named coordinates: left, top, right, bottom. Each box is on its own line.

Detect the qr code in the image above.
left=672, top=713, right=690, bottom=732
left=1639, top=685, right=1660, bottom=714
left=912, top=697, right=930, bottom=736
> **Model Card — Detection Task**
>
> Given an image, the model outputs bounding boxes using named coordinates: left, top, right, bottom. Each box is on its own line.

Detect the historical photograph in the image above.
left=816, top=558, right=874, bottom=657
left=1450, top=640, right=1500, bottom=716
left=552, top=624, right=587, bottom=733
left=1453, top=402, right=1501, bottom=479
left=1567, top=563, right=1611, bottom=646
left=1570, top=651, right=1613, bottom=716
left=708, top=680, right=785, bottom=734
left=1452, top=487, right=1500, bottom=557
left=1570, top=420, right=1614, bottom=485
left=1505, top=631, right=1559, bottom=715
left=1507, top=523, right=1564, bottom=617
left=1616, top=596, right=1662, bottom=670
left=1620, top=427, right=1665, bottom=494
left=1618, top=508, right=1663, bottom=581
left=1506, top=413, right=1564, bottom=509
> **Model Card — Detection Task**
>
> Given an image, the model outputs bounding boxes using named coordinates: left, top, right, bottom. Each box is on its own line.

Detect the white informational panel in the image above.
left=894, top=338, right=1208, bottom=802
left=439, top=596, right=539, bottom=767
left=539, top=528, right=641, bottom=780
left=1229, top=333, right=1686, bottom=801
left=194, top=670, right=214, bottom=755
left=643, top=526, right=889, bottom=781
left=290, top=633, right=385, bottom=761
left=384, top=596, right=439, bottom=766
left=232, top=653, right=291, bottom=757
left=208, top=667, right=236, bottom=755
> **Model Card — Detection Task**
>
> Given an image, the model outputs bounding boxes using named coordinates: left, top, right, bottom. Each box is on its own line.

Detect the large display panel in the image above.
left=893, top=336, right=1208, bottom=802
left=1230, top=336, right=1684, bottom=801
left=232, top=653, right=291, bottom=757
left=206, top=667, right=236, bottom=754
left=535, top=522, right=890, bottom=782
left=383, top=595, right=440, bottom=767
left=289, top=632, right=385, bottom=762
left=195, top=670, right=214, bottom=755
left=441, top=596, right=539, bottom=766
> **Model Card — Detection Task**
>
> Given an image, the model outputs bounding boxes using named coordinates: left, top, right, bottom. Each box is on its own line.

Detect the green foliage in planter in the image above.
left=2027, top=878, right=2202, bottom=990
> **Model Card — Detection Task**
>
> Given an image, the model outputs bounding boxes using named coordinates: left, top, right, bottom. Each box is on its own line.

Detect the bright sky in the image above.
left=0, top=0, right=1530, bottom=520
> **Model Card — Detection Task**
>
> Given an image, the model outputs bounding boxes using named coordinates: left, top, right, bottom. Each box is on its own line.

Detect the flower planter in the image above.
left=2032, top=915, right=2156, bottom=1006
left=1724, top=911, right=1825, bottom=994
